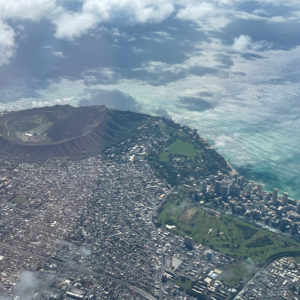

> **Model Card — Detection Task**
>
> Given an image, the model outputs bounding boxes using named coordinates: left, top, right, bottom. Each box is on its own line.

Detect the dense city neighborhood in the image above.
left=0, top=115, right=299, bottom=299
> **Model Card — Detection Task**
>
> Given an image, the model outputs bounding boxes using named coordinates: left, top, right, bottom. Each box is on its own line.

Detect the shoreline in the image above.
left=198, top=132, right=298, bottom=202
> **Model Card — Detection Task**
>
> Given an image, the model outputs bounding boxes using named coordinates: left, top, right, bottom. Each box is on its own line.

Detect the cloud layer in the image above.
left=0, top=0, right=299, bottom=64
left=0, top=0, right=299, bottom=198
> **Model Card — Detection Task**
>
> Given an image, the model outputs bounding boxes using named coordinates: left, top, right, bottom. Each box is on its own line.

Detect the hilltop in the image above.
left=0, top=105, right=147, bottom=161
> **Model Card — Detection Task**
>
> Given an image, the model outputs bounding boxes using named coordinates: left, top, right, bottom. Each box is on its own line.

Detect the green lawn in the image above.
left=157, top=199, right=300, bottom=264
left=159, top=139, right=201, bottom=163
left=174, top=277, right=193, bottom=290
left=12, top=195, right=26, bottom=204
left=168, top=139, right=200, bottom=158
left=159, top=151, right=170, bottom=162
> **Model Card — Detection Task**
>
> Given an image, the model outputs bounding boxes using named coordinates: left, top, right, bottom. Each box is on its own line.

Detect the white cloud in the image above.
left=232, top=35, right=252, bottom=52
left=269, top=16, right=289, bottom=23
left=82, top=0, right=174, bottom=24
left=253, top=8, right=269, bottom=16
left=0, top=0, right=57, bottom=21
left=0, top=0, right=176, bottom=42
left=54, top=0, right=174, bottom=40
left=176, top=2, right=231, bottom=30
left=0, top=21, right=16, bottom=66
left=177, top=2, right=215, bottom=20
left=292, top=11, right=300, bottom=18
left=0, top=0, right=58, bottom=65
left=136, top=60, right=183, bottom=74
left=232, top=35, right=271, bottom=52
left=52, top=50, right=64, bottom=57
left=54, top=11, right=97, bottom=40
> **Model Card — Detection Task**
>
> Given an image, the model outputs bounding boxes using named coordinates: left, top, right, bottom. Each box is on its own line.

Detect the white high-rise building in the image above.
left=272, top=188, right=278, bottom=204
left=282, top=192, right=288, bottom=205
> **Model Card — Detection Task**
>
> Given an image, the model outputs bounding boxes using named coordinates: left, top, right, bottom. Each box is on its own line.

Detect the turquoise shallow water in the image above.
left=101, top=48, right=300, bottom=201
left=133, top=99, right=300, bottom=201
left=0, top=0, right=299, bottom=202
left=187, top=115, right=299, bottom=201
left=5, top=93, right=300, bottom=201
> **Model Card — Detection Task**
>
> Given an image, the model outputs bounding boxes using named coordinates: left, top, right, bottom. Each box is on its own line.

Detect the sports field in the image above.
left=159, top=139, right=201, bottom=162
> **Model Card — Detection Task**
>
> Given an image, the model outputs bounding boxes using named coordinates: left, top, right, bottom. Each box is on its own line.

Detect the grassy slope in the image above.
left=157, top=198, right=300, bottom=265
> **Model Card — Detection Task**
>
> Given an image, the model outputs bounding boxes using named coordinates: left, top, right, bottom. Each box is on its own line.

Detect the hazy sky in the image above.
left=0, top=0, right=299, bottom=197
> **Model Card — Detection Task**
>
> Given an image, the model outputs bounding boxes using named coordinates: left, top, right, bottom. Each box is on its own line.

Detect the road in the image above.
left=152, top=186, right=176, bottom=300
left=233, top=266, right=266, bottom=300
